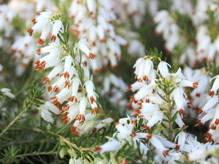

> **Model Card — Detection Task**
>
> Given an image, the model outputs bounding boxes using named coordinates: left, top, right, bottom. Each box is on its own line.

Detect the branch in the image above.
left=0, top=107, right=27, bottom=137
left=33, top=128, right=94, bottom=151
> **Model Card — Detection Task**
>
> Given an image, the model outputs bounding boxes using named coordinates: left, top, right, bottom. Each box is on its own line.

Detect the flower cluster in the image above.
left=97, top=56, right=219, bottom=163
left=154, top=0, right=219, bottom=67
left=28, top=11, right=113, bottom=136
left=183, top=67, right=219, bottom=143
left=69, top=0, right=128, bottom=72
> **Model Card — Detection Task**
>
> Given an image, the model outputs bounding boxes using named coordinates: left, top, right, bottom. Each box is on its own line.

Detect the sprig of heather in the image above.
left=95, top=55, right=219, bottom=163
left=28, top=11, right=113, bottom=136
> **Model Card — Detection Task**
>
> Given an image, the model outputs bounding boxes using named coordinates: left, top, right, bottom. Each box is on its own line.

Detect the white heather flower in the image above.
left=96, top=139, right=121, bottom=153
left=0, top=5, right=15, bottom=38
left=128, top=40, right=145, bottom=56
left=150, top=135, right=168, bottom=156
left=210, top=75, right=219, bottom=96
left=70, top=77, right=80, bottom=103
left=115, top=118, right=135, bottom=139
left=109, top=74, right=127, bottom=92
left=1, top=88, right=15, bottom=99
left=171, top=88, right=186, bottom=113
left=86, top=0, right=96, bottom=16
left=158, top=61, right=170, bottom=78
left=40, top=108, right=54, bottom=123
left=78, top=39, right=96, bottom=59
left=43, top=101, right=59, bottom=114
left=140, top=103, right=163, bottom=128
left=51, top=20, right=63, bottom=41
left=202, top=96, right=219, bottom=113
left=44, top=65, right=63, bottom=83
left=134, top=58, right=154, bottom=81
left=95, top=118, right=113, bottom=131
left=29, top=12, right=63, bottom=44
left=85, top=80, right=99, bottom=113
left=79, top=97, right=87, bottom=116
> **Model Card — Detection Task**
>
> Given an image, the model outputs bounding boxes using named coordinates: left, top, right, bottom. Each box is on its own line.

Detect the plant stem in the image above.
left=33, top=128, right=93, bottom=151
left=0, top=107, right=27, bottom=137
left=165, top=86, right=174, bottom=141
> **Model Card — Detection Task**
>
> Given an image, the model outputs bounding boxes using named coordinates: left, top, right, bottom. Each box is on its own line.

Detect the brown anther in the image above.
left=146, top=98, right=150, bottom=103
left=215, top=119, right=219, bottom=125
left=115, top=122, right=119, bottom=126
left=196, top=120, right=202, bottom=126
left=197, top=108, right=203, bottom=114
left=175, top=144, right=180, bottom=150
left=196, top=93, right=200, bottom=97
left=43, top=77, right=50, bottom=84
left=178, top=109, right=184, bottom=115
left=37, top=38, right=44, bottom=45
left=95, top=146, right=102, bottom=152
left=52, top=99, right=61, bottom=108
left=130, top=131, right=136, bottom=137
left=208, top=91, right=215, bottom=97
left=48, top=86, right=52, bottom=92
left=133, top=109, right=141, bottom=117
left=119, top=159, right=128, bottom=164
left=27, top=28, right=33, bottom=36
left=131, top=120, right=136, bottom=125
left=111, top=64, right=117, bottom=69
left=36, top=48, right=41, bottom=54
left=18, top=50, right=23, bottom=54
left=92, top=41, right=96, bottom=47
left=32, top=18, right=36, bottom=24
left=210, top=124, right=216, bottom=130
left=137, top=78, right=142, bottom=82
left=77, top=114, right=85, bottom=125
left=34, top=60, right=40, bottom=65
left=99, top=39, right=105, bottom=43
left=163, top=150, right=169, bottom=157
left=143, top=75, right=148, bottom=81
left=91, top=107, right=99, bottom=114
left=63, top=117, right=70, bottom=124
left=94, top=69, right=101, bottom=74
left=54, top=86, right=60, bottom=94
left=62, top=104, right=70, bottom=112
left=143, top=125, right=149, bottom=131
left=146, top=134, right=152, bottom=139
left=205, top=132, right=213, bottom=142
left=128, top=103, right=133, bottom=110
left=64, top=81, right=71, bottom=88
left=71, top=126, right=79, bottom=136
left=70, top=126, right=76, bottom=132
left=90, top=96, right=95, bottom=104
left=185, top=155, right=189, bottom=161
left=50, top=35, right=56, bottom=42
left=193, top=82, right=198, bottom=88
left=69, top=96, right=77, bottom=102
left=83, top=61, right=88, bottom=67
left=88, top=53, right=96, bottom=59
